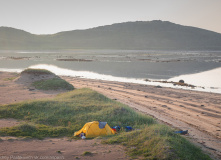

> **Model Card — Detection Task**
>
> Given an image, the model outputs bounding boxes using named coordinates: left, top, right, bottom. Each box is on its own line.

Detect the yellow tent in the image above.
left=74, top=121, right=115, bottom=138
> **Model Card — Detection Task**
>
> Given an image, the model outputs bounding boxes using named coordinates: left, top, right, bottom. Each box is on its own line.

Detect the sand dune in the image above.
left=0, top=72, right=128, bottom=160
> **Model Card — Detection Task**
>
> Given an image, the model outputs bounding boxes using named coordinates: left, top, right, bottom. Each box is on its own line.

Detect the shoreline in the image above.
left=1, top=65, right=221, bottom=94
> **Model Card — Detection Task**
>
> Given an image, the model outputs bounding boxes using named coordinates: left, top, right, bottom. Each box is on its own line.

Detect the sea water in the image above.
left=0, top=50, right=221, bottom=93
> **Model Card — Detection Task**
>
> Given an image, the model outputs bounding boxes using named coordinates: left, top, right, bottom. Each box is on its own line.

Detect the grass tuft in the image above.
left=33, top=78, right=74, bottom=90
left=3, top=77, right=17, bottom=81
left=0, top=123, right=71, bottom=139
left=103, top=124, right=211, bottom=160
left=20, top=68, right=74, bottom=90
left=18, top=123, right=37, bottom=132
left=21, top=68, right=54, bottom=75
left=82, top=151, right=92, bottom=156
left=57, top=150, right=62, bottom=154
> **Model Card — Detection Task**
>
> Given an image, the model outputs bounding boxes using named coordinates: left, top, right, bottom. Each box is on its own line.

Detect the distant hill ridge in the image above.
left=1, top=20, right=221, bottom=50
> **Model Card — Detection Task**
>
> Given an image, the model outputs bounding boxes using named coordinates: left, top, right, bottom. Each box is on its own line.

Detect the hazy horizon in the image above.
left=0, top=0, right=221, bottom=34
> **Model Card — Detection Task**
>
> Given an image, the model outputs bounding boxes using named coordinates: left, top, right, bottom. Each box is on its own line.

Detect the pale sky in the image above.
left=0, top=0, right=221, bottom=34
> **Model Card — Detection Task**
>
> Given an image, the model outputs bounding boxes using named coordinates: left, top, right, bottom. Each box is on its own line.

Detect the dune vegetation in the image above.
left=0, top=87, right=211, bottom=159
left=33, top=78, right=74, bottom=90
left=20, top=68, right=75, bottom=91
left=21, top=68, right=54, bottom=75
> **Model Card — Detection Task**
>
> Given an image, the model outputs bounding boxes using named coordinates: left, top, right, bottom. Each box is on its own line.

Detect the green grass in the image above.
left=21, top=68, right=54, bottom=75
left=0, top=88, right=153, bottom=137
left=0, top=88, right=212, bottom=160
left=20, top=68, right=74, bottom=90
left=0, top=123, right=69, bottom=139
left=103, top=125, right=211, bottom=160
left=33, top=78, right=74, bottom=90
left=82, top=151, right=93, bottom=156
left=3, top=77, right=17, bottom=81
left=57, top=150, right=62, bottom=154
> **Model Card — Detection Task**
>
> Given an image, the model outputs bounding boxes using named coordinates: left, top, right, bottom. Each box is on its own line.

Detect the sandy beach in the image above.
left=62, top=76, right=221, bottom=159
left=0, top=71, right=220, bottom=159
left=0, top=72, right=128, bottom=160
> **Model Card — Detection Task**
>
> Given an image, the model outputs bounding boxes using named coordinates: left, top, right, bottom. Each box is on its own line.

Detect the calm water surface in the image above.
left=0, top=50, right=221, bottom=80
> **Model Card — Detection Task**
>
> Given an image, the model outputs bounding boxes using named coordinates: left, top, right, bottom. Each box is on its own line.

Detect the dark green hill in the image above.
left=1, top=21, right=221, bottom=50
left=0, top=27, right=45, bottom=49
